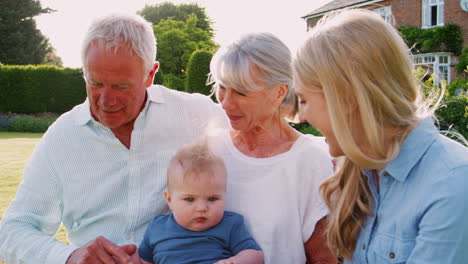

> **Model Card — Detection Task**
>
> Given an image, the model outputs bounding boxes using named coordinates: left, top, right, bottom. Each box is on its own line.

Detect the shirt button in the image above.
left=362, top=244, right=366, bottom=250
left=383, top=171, right=390, bottom=176
left=389, top=252, right=395, bottom=259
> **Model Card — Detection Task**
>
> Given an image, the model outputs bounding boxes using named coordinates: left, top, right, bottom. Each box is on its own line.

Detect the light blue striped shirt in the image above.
left=347, top=118, right=468, bottom=264
left=0, top=85, right=228, bottom=264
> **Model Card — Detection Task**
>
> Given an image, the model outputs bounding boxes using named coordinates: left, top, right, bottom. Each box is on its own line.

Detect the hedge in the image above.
left=7, top=113, right=59, bottom=133
left=185, top=50, right=213, bottom=96
left=0, top=65, right=86, bottom=113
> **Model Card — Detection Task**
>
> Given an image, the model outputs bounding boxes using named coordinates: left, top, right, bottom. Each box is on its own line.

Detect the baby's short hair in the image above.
left=167, top=140, right=226, bottom=190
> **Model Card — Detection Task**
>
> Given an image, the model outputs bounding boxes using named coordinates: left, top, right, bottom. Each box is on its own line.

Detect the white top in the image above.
left=0, top=85, right=229, bottom=264
left=209, top=131, right=333, bottom=264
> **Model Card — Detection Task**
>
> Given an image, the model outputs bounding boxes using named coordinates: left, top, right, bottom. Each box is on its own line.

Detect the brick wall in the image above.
left=445, top=0, right=468, bottom=46
left=305, top=0, right=467, bottom=80
left=305, top=0, right=467, bottom=45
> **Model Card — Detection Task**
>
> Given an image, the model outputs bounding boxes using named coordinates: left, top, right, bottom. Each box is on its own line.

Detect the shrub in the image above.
left=291, top=122, right=322, bottom=136
left=185, top=50, right=213, bottom=96
left=447, top=78, right=468, bottom=96
left=435, top=94, right=468, bottom=140
left=153, top=69, right=164, bottom=85
left=455, top=47, right=468, bottom=74
left=7, top=112, right=59, bottom=133
left=0, top=65, right=86, bottom=113
left=163, top=73, right=185, bottom=91
left=399, top=24, right=463, bottom=55
left=414, top=66, right=439, bottom=98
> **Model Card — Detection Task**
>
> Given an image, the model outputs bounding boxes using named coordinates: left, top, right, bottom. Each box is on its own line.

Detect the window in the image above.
left=373, top=6, right=392, bottom=24
left=413, top=54, right=451, bottom=85
left=422, top=0, right=444, bottom=28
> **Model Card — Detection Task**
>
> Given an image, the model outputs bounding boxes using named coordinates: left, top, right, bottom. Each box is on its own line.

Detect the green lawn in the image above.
left=0, top=132, right=68, bottom=264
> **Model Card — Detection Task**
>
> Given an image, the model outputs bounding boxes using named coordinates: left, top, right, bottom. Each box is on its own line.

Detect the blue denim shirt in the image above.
left=347, top=118, right=468, bottom=264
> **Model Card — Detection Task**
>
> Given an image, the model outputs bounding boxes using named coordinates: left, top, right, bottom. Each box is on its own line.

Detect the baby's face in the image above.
left=165, top=170, right=226, bottom=232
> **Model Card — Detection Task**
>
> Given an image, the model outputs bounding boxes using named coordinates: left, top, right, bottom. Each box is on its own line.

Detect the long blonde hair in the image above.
left=293, top=9, right=432, bottom=259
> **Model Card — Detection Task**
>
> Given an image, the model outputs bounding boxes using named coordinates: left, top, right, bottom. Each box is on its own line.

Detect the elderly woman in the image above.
left=208, top=32, right=336, bottom=264
left=293, top=9, right=468, bottom=264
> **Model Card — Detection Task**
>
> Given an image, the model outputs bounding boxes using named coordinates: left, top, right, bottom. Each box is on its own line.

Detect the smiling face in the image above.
left=84, top=42, right=156, bottom=130
left=295, top=83, right=344, bottom=157
left=216, top=69, right=285, bottom=132
left=164, top=167, right=226, bottom=232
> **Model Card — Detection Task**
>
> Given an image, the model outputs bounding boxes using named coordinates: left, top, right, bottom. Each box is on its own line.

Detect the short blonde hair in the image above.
left=167, top=140, right=226, bottom=190
left=293, top=9, right=431, bottom=259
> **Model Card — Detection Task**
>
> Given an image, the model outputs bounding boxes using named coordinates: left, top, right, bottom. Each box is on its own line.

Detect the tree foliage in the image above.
left=185, top=50, right=213, bottom=95
left=153, top=15, right=217, bottom=90
left=138, top=2, right=213, bottom=37
left=0, top=0, right=59, bottom=65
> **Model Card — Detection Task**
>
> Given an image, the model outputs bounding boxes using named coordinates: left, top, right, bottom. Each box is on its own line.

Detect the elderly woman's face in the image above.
left=217, top=81, right=282, bottom=132
left=295, top=82, right=343, bottom=157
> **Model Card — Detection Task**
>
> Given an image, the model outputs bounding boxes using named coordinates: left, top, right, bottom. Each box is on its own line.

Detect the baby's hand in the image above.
left=214, top=257, right=238, bottom=264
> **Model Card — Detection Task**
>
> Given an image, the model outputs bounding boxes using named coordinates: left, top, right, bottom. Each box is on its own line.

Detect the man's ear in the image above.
left=145, top=62, right=159, bottom=87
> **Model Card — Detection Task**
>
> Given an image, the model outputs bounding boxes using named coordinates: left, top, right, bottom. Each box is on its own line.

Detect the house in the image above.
left=302, top=0, right=468, bottom=85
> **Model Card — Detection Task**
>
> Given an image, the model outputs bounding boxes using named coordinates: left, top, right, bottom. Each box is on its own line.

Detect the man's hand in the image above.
left=66, top=236, right=141, bottom=264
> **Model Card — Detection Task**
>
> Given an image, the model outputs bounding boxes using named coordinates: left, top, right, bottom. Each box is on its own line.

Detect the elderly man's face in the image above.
left=84, top=43, right=153, bottom=130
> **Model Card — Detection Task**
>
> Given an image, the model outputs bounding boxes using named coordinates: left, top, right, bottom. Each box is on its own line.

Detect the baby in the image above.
left=138, top=141, right=263, bottom=264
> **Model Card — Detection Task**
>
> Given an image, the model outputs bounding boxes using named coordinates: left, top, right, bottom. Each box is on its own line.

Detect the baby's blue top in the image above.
left=138, top=211, right=261, bottom=264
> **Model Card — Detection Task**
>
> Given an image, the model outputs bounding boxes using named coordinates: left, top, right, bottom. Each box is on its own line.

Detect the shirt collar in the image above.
left=75, top=85, right=165, bottom=126
left=383, top=117, right=438, bottom=182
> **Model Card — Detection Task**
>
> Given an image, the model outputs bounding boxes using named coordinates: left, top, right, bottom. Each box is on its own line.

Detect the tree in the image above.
left=0, top=0, right=58, bottom=65
left=185, top=50, right=213, bottom=96
left=153, top=15, right=217, bottom=91
left=43, top=49, right=63, bottom=67
left=138, top=2, right=214, bottom=37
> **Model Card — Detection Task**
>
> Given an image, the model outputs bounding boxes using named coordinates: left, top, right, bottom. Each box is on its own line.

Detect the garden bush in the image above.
left=185, top=50, right=213, bottom=96
left=0, top=65, right=86, bottom=113
left=447, top=77, right=468, bottom=96
left=399, top=24, right=463, bottom=55
left=163, top=73, right=185, bottom=91
left=7, top=113, right=59, bottom=133
left=153, top=69, right=164, bottom=85
left=435, top=94, right=468, bottom=140
left=455, top=47, right=468, bottom=73
left=291, top=122, right=322, bottom=136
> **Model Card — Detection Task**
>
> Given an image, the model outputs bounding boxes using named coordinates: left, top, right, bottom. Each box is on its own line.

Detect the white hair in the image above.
left=209, top=32, right=295, bottom=111
left=81, top=13, right=156, bottom=73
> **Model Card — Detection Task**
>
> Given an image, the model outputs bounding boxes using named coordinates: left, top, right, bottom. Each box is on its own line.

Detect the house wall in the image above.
left=306, top=0, right=466, bottom=45
left=305, top=0, right=467, bottom=80
left=446, top=0, right=468, bottom=45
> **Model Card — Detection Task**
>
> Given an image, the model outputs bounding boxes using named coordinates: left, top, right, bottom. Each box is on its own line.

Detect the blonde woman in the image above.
left=293, top=9, right=468, bottom=264
left=208, top=32, right=336, bottom=263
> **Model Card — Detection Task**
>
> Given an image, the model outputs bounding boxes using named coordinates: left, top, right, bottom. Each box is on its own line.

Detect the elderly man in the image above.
left=0, top=13, right=227, bottom=264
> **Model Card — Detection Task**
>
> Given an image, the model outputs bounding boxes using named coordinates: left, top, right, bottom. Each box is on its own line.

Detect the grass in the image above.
left=0, top=132, right=68, bottom=264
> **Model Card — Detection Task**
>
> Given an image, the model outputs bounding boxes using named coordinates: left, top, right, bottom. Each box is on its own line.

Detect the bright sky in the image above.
left=36, top=0, right=333, bottom=68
